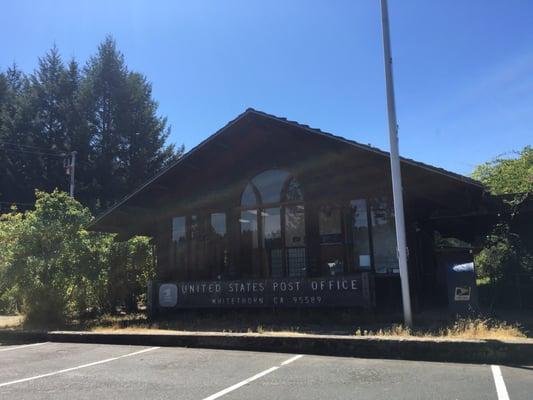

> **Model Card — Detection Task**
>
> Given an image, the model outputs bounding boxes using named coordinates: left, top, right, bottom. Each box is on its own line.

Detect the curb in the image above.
left=1, top=330, right=532, bottom=365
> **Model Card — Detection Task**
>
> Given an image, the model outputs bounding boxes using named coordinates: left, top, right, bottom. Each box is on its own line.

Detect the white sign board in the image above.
left=454, top=286, right=471, bottom=301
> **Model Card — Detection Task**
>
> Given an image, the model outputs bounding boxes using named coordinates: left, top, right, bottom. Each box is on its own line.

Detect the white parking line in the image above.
left=280, top=354, right=304, bottom=365
left=0, top=342, right=48, bottom=353
left=0, top=346, right=159, bottom=388
left=202, top=354, right=304, bottom=400
left=491, top=365, right=510, bottom=400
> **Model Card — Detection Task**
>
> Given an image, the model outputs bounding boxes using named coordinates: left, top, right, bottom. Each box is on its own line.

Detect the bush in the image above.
left=0, top=190, right=155, bottom=325
left=475, top=223, right=533, bottom=282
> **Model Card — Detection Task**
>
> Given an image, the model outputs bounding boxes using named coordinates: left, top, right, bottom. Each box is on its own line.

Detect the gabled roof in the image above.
left=89, top=108, right=483, bottom=231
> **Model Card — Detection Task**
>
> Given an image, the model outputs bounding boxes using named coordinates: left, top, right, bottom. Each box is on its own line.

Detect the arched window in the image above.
left=241, top=183, right=259, bottom=207
left=283, top=176, right=303, bottom=202
left=240, top=169, right=296, bottom=206
left=239, top=170, right=306, bottom=278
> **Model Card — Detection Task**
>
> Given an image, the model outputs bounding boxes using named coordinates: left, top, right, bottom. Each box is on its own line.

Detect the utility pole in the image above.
left=380, top=0, right=413, bottom=327
left=64, top=151, right=77, bottom=198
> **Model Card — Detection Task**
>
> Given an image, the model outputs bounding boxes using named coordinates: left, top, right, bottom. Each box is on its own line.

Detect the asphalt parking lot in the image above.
left=0, top=341, right=531, bottom=399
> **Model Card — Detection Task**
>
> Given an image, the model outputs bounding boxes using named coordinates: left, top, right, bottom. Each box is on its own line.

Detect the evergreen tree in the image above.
left=0, top=37, right=181, bottom=212
left=0, top=64, right=38, bottom=209
left=81, top=36, right=180, bottom=210
left=28, top=46, right=74, bottom=194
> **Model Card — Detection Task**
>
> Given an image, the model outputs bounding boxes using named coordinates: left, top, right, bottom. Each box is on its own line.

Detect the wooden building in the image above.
left=90, top=109, right=490, bottom=311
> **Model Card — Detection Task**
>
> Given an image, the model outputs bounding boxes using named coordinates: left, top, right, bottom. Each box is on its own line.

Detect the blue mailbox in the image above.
left=447, top=262, right=479, bottom=315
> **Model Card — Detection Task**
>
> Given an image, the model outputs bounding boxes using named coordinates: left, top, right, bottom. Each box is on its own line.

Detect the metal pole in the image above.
left=69, top=151, right=77, bottom=198
left=380, top=0, right=413, bottom=327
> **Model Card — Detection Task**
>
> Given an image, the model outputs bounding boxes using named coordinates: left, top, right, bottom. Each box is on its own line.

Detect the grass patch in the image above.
left=355, top=318, right=526, bottom=340
left=85, top=313, right=528, bottom=341
left=7, top=308, right=529, bottom=341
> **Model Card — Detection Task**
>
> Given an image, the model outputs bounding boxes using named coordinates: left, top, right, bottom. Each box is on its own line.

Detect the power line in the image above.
left=0, top=140, right=68, bottom=157
left=0, top=146, right=66, bottom=158
left=0, top=144, right=92, bottom=167
left=0, top=140, right=66, bottom=153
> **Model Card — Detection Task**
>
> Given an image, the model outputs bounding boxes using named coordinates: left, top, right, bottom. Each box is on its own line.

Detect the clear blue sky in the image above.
left=2, top=0, right=532, bottom=176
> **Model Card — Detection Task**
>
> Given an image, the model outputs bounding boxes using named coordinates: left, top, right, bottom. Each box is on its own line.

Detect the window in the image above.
left=319, top=205, right=344, bottom=275
left=210, top=213, right=226, bottom=236
left=371, top=198, right=399, bottom=274
left=209, top=213, right=228, bottom=279
left=284, top=177, right=303, bottom=202
left=240, top=209, right=259, bottom=277
left=240, top=210, right=259, bottom=249
left=319, top=205, right=343, bottom=244
left=251, top=169, right=290, bottom=204
left=189, top=214, right=209, bottom=278
left=172, top=216, right=187, bottom=277
left=241, top=183, right=258, bottom=207
left=262, top=207, right=282, bottom=248
left=285, top=205, right=306, bottom=277
left=239, top=169, right=306, bottom=278
left=285, top=205, right=305, bottom=247
left=172, top=216, right=186, bottom=244
left=350, top=199, right=371, bottom=270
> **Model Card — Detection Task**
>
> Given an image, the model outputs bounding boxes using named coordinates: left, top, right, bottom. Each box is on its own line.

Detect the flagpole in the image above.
left=380, top=0, right=413, bottom=327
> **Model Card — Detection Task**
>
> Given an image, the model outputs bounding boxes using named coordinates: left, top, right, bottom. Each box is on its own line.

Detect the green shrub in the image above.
left=475, top=223, right=533, bottom=282
left=0, top=190, right=155, bottom=325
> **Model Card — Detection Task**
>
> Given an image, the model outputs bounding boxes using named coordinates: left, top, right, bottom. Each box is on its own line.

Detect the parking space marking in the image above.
left=280, top=354, right=303, bottom=365
left=491, top=365, right=510, bottom=400
left=0, top=346, right=159, bottom=388
left=0, top=342, right=48, bottom=353
left=202, top=354, right=304, bottom=400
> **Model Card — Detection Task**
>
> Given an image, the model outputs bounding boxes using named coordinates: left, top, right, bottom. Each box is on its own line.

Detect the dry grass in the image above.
left=0, top=315, right=23, bottom=329
left=86, top=315, right=528, bottom=341
left=356, top=318, right=526, bottom=340
left=441, top=318, right=526, bottom=340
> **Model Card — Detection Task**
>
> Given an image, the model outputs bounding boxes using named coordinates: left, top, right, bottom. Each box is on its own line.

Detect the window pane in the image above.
left=209, top=213, right=227, bottom=279
left=262, top=207, right=281, bottom=248
left=286, top=205, right=307, bottom=277
left=172, top=216, right=187, bottom=277
left=285, top=205, right=305, bottom=247
left=190, top=215, right=209, bottom=278
left=371, top=198, right=399, bottom=274
left=172, top=216, right=186, bottom=243
left=270, top=248, right=283, bottom=278
left=319, top=205, right=343, bottom=243
left=240, top=210, right=258, bottom=248
left=287, top=248, right=306, bottom=277
left=210, top=213, right=226, bottom=236
left=284, top=177, right=303, bottom=202
left=241, top=183, right=258, bottom=207
left=351, top=199, right=371, bottom=270
left=251, top=169, right=290, bottom=204
left=190, top=215, right=199, bottom=238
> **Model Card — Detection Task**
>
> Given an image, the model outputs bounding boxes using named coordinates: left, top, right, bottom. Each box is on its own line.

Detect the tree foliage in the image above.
left=475, top=223, right=533, bottom=281
left=473, top=146, right=533, bottom=282
left=0, top=190, right=155, bottom=325
left=472, top=146, right=533, bottom=196
left=0, top=37, right=182, bottom=213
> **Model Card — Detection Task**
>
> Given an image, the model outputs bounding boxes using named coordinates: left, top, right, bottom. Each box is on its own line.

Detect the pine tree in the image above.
left=29, top=46, right=71, bottom=193
left=81, top=36, right=180, bottom=210
left=0, top=64, right=38, bottom=209
left=0, top=37, right=181, bottom=212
